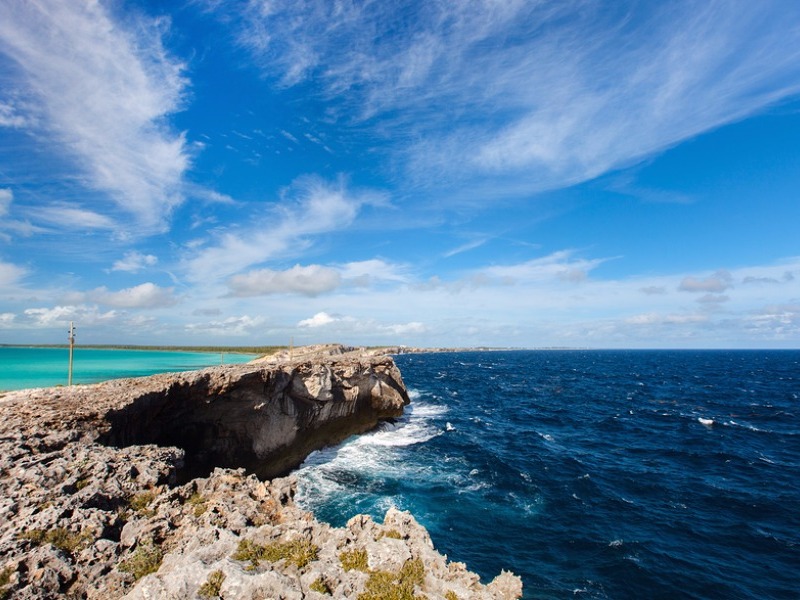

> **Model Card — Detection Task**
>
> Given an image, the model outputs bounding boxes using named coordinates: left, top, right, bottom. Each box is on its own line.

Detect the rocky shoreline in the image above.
left=0, top=354, right=522, bottom=599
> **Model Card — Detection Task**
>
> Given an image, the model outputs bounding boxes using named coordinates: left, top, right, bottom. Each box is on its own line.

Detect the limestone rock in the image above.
left=0, top=353, right=522, bottom=599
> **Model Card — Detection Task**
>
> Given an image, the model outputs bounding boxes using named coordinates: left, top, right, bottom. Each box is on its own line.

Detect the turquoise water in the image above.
left=0, top=346, right=257, bottom=391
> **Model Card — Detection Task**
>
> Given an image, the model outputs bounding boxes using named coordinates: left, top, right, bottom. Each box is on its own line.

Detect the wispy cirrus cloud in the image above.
left=183, top=176, right=382, bottom=283
left=0, top=258, right=26, bottom=286
left=221, top=0, right=800, bottom=196
left=0, top=0, right=190, bottom=231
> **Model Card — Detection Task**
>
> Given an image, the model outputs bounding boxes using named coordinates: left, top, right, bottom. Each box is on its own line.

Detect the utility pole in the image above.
left=67, top=321, right=76, bottom=386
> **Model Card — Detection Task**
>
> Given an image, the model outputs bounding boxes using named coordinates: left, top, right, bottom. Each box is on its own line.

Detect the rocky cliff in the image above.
left=0, top=355, right=522, bottom=599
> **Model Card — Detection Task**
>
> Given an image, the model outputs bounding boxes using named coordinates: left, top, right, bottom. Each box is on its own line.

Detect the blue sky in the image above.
left=1, top=0, right=800, bottom=348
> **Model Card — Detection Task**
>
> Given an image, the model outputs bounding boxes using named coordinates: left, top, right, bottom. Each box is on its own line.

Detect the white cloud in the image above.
left=0, top=100, right=29, bottom=128
left=31, top=203, right=117, bottom=230
left=0, top=312, right=15, bottom=327
left=385, top=321, right=426, bottom=336
left=477, top=251, right=608, bottom=286
left=338, top=259, right=409, bottom=285
left=678, top=270, right=733, bottom=293
left=22, top=305, right=119, bottom=328
left=69, top=283, right=178, bottom=309
left=298, top=312, right=339, bottom=328
left=183, top=176, right=375, bottom=283
left=223, top=1, right=800, bottom=196
left=227, top=264, right=341, bottom=297
left=0, top=259, right=25, bottom=286
left=0, top=1, right=189, bottom=231
left=0, top=188, right=11, bottom=216
left=185, top=315, right=266, bottom=336
left=295, top=310, right=425, bottom=338
left=112, top=251, right=158, bottom=273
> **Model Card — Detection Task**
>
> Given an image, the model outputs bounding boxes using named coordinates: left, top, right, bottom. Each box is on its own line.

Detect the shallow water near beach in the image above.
left=0, top=346, right=256, bottom=390
left=295, top=350, right=800, bottom=599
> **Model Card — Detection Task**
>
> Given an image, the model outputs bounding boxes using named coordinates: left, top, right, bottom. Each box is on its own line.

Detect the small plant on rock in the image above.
left=198, top=569, right=226, bottom=598
left=128, top=491, right=157, bottom=517
left=19, top=527, right=91, bottom=554
left=358, top=558, right=427, bottom=600
left=339, top=547, right=369, bottom=572
left=376, top=529, right=403, bottom=540
left=119, top=542, right=163, bottom=581
left=445, top=591, right=459, bottom=600
left=233, top=538, right=319, bottom=569
left=0, top=566, right=13, bottom=600
left=187, top=493, right=207, bottom=517
left=310, top=576, right=332, bottom=595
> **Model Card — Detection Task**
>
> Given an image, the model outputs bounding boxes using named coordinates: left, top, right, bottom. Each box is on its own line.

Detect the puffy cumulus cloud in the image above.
left=69, top=283, right=178, bottom=309
left=678, top=270, right=733, bottom=293
left=0, top=0, right=189, bottom=231
left=112, top=251, right=158, bottom=273
left=184, top=176, right=379, bottom=283
left=0, top=312, right=15, bottom=327
left=185, top=315, right=266, bottom=337
left=297, top=312, right=340, bottom=328
left=227, top=264, right=341, bottom=297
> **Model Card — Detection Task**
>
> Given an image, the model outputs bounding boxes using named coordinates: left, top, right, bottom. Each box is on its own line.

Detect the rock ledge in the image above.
left=0, top=356, right=522, bottom=599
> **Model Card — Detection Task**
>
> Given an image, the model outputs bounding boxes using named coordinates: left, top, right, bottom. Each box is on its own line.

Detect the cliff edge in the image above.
left=0, top=355, right=522, bottom=599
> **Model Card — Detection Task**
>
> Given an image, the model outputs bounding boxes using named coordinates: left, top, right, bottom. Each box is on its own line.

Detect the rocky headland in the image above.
left=0, top=352, right=522, bottom=599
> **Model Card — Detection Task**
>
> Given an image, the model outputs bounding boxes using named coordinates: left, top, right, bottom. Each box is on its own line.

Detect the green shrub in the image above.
left=188, top=493, right=207, bottom=517
left=129, top=491, right=157, bottom=517
left=339, top=547, right=369, bottom=572
left=377, top=529, right=403, bottom=540
left=233, top=538, right=318, bottom=568
left=198, top=569, right=226, bottom=598
left=0, top=566, right=13, bottom=600
left=357, top=558, right=426, bottom=600
left=19, top=527, right=91, bottom=553
left=310, top=576, right=332, bottom=595
left=119, top=543, right=163, bottom=580
left=445, top=591, right=459, bottom=600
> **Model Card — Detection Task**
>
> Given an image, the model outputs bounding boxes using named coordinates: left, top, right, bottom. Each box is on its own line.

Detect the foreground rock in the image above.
left=0, top=355, right=522, bottom=599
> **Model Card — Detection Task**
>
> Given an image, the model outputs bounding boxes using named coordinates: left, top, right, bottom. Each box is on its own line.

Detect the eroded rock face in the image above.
left=4, top=355, right=408, bottom=481
left=0, top=354, right=522, bottom=599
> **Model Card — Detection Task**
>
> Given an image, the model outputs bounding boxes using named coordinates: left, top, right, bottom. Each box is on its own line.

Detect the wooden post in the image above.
left=67, top=321, right=75, bottom=386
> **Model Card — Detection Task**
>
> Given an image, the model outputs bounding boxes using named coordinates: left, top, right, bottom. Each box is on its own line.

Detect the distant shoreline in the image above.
left=0, top=344, right=278, bottom=354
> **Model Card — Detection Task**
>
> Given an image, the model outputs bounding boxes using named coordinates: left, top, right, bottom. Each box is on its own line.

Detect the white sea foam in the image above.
left=295, top=401, right=446, bottom=510
left=698, top=417, right=714, bottom=427
left=608, top=539, right=624, bottom=548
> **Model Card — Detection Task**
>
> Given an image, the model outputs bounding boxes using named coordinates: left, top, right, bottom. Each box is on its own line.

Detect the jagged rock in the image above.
left=0, top=352, right=522, bottom=599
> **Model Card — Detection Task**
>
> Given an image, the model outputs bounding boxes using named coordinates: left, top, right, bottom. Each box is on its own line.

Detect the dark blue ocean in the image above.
left=295, top=350, right=800, bottom=599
